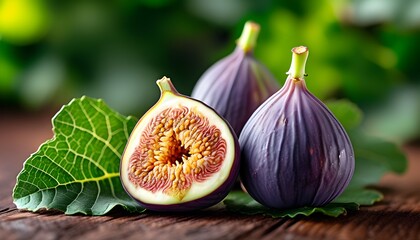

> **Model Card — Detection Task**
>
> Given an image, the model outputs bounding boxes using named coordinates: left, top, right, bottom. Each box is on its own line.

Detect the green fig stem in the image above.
left=287, top=46, right=309, bottom=80
left=156, top=76, right=179, bottom=95
left=237, top=21, right=260, bottom=53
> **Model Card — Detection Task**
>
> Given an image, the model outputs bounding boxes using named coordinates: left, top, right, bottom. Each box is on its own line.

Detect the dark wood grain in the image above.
left=1, top=111, right=419, bottom=240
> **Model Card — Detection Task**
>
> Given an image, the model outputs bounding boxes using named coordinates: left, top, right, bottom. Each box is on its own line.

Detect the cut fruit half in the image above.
left=120, top=77, right=240, bottom=211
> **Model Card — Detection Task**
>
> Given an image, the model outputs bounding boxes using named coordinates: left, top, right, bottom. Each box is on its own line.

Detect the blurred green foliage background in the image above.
left=1, top=0, right=419, bottom=143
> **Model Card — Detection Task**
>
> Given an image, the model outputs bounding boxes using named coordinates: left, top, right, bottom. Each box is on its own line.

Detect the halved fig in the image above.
left=120, top=77, right=240, bottom=212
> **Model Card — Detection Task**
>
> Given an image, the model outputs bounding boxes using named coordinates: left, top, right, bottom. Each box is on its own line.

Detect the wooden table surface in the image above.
left=1, top=111, right=419, bottom=240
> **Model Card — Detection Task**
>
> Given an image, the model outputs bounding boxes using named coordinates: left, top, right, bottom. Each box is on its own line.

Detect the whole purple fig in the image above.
left=191, top=21, right=280, bottom=135
left=239, top=46, right=354, bottom=209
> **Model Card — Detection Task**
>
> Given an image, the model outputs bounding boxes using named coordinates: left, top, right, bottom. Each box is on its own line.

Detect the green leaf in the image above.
left=224, top=191, right=359, bottom=218
left=361, top=86, right=420, bottom=143
left=334, top=188, right=383, bottom=205
left=326, top=99, right=363, bottom=131
left=345, top=132, right=407, bottom=189
left=12, top=96, right=145, bottom=215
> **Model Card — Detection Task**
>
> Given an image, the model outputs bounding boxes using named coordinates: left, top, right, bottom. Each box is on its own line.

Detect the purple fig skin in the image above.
left=191, top=23, right=280, bottom=135
left=239, top=48, right=354, bottom=209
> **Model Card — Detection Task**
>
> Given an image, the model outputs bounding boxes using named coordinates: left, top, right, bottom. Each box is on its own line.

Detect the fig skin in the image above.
left=120, top=77, right=240, bottom=212
left=239, top=47, right=355, bottom=209
left=191, top=21, right=280, bottom=135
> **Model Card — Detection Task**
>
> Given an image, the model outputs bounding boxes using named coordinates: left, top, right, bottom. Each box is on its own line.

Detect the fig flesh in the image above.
left=191, top=21, right=280, bottom=135
left=239, top=47, right=355, bottom=209
left=120, top=77, right=240, bottom=211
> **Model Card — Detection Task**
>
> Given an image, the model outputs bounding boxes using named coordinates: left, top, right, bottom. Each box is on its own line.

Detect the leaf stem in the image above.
left=287, top=46, right=309, bottom=79
left=236, top=21, right=260, bottom=53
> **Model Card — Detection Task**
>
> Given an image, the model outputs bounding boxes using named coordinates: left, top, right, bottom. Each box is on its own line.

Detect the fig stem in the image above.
left=156, top=76, right=180, bottom=95
left=288, top=46, right=309, bottom=79
left=237, top=21, right=260, bottom=53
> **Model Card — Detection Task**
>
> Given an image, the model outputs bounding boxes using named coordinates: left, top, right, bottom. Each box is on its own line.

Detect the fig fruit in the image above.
left=191, top=21, right=280, bottom=135
left=239, top=46, right=354, bottom=209
left=120, top=77, right=240, bottom=211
